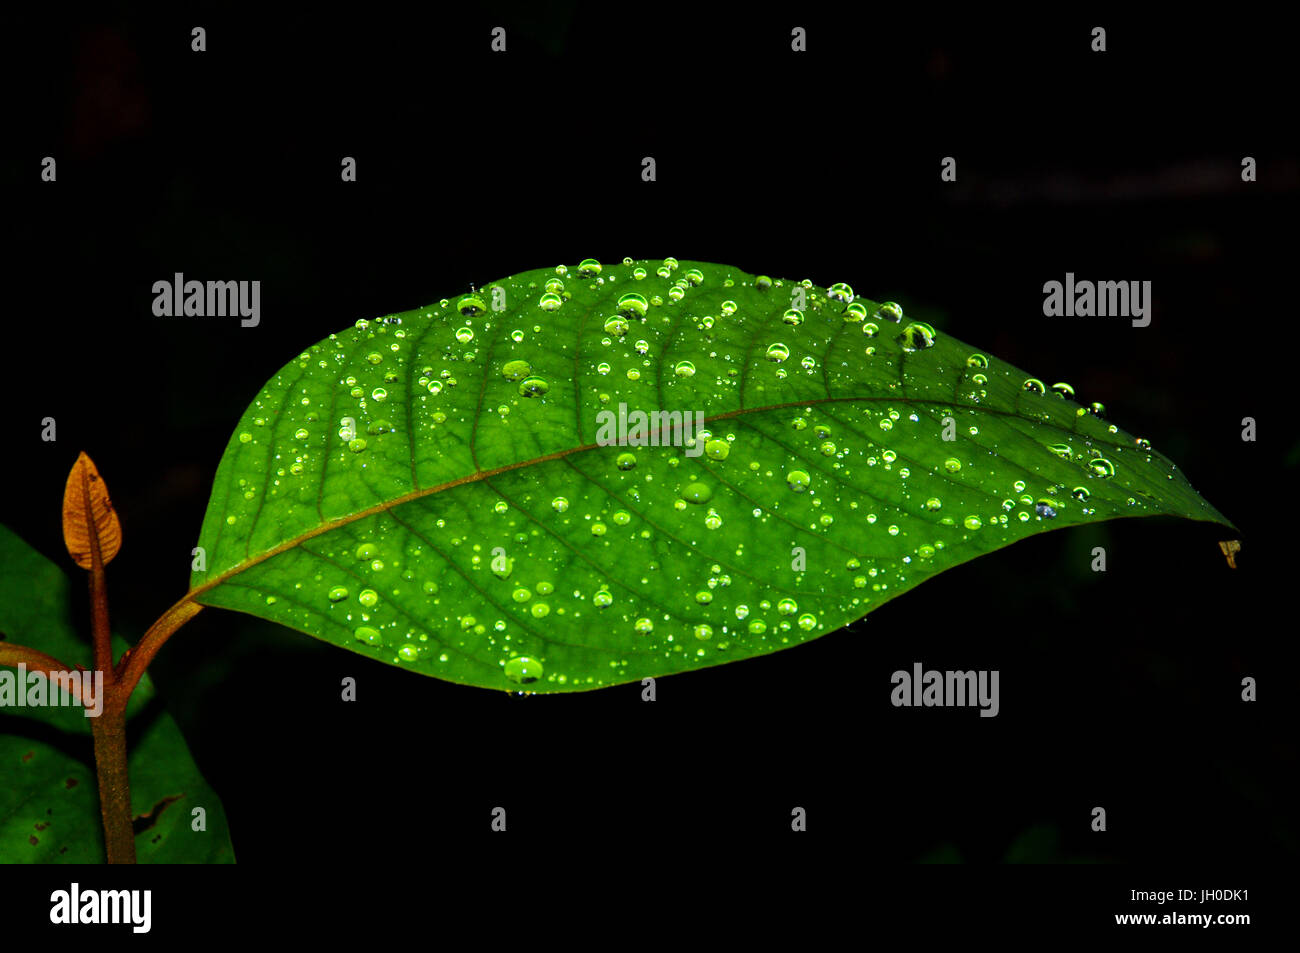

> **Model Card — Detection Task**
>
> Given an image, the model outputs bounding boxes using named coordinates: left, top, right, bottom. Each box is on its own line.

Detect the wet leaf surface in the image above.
left=191, top=259, right=1229, bottom=692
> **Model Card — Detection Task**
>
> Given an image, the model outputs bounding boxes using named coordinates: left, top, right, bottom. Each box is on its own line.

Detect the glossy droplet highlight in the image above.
left=457, top=295, right=486, bottom=316
left=704, top=438, right=730, bottom=461
left=1089, top=458, right=1115, bottom=478
left=898, top=322, right=936, bottom=351
left=681, top=482, right=713, bottom=504
left=617, top=292, right=649, bottom=316
left=502, top=359, right=532, bottom=381
left=504, top=656, right=544, bottom=684
left=876, top=302, right=903, bottom=322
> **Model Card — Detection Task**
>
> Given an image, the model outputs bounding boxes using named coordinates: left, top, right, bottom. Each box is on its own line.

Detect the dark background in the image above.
left=4, top=4, right=1296, bottom=870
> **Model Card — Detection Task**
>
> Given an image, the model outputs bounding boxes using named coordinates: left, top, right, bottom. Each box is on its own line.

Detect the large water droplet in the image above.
left=617, top=292, right=649, bottom=316
left=876, top=302, right=903, bottom=322
left=898, top=322, right=936, bottom=351
left=504, top=656, right=544, bottom=684
left=502, top=359, right=532, bottom=381
left=786, top=470, right=811, bottom=492
left=681, top=482, right=712, bottom=504
left=704, top=438, right=730, bottom=461
left=457, top=295, right=486, bottom=316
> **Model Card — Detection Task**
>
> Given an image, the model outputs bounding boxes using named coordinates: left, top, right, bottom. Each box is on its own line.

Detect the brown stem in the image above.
left=81, top=467, right=113, bottom=673
left=89, top=695, right=134, bottom=864
left=52, top=455, right=208, bottom=863
left=0, top=643, right=90, bottom=707
left=0, top=643, right=74, bottom=674
left=78, top=468, right=138, bottom=862
left=77, top=592, right=203, bottom=866
left=116, top=597, right=204, bottom=699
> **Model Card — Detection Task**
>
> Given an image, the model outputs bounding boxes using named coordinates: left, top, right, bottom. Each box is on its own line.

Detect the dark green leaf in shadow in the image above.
left=0, top=524, right=234, bottom=863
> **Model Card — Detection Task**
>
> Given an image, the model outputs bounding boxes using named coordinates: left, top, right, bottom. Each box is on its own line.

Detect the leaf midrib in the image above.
left=187, top=392, right=1203, bottom=609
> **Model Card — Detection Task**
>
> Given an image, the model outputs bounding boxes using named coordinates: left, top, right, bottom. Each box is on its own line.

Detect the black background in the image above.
left=3, top=0, right=1295, bottom=908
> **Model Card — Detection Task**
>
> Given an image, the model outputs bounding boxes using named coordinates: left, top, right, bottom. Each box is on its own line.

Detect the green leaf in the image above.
left=190, top=259, right=1229, bottom=692
left=0, top=525, right=234, bottom=863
